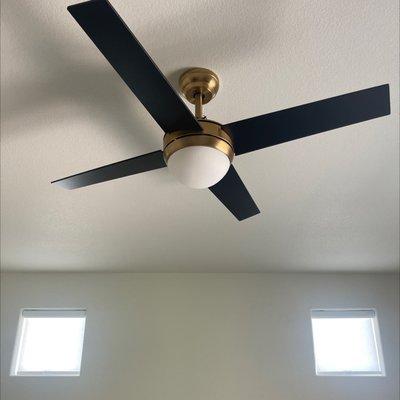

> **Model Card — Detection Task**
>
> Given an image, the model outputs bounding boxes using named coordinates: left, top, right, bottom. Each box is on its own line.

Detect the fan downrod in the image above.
left=179, top=68, right=219, bottom=118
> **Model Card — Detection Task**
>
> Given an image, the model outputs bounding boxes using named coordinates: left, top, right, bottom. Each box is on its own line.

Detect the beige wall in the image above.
left=1, top=272, right=399, bottom=400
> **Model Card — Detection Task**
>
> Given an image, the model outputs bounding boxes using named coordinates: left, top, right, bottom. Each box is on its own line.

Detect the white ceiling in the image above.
left=1, top=0, right=399, bottom=272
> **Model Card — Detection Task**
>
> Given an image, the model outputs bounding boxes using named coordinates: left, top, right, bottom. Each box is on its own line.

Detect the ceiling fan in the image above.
left=52, top=0, right=391, bottom=221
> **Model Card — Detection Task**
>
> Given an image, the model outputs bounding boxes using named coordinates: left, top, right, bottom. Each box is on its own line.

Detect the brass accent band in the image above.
left=164, top=135, right=234, bottom=163
left=163, top=120, right=234, bottom=163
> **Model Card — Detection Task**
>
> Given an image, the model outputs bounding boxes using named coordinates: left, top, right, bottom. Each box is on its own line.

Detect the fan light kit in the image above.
left=52, top=0, right=391, bottom=221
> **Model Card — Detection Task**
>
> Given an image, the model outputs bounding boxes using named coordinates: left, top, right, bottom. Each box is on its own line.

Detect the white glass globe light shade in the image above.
left=167, top=146, right=231, bottom=189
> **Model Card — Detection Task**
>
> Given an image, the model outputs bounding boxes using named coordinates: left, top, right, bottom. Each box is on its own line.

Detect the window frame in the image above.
left=10, top=308, right=87, bottom=377
left=310, top=308, right=386, bottom=377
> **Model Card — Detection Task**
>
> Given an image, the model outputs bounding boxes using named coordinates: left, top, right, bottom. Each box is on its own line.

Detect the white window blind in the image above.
left=310, top=308, right=385, bottom=376
left=11, top=309, right=86, bottom=376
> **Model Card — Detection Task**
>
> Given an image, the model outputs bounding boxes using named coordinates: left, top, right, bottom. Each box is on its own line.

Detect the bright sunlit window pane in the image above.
left=311, top=309, right=385, bottom=376
left=11, top=309, right=86, bottom=376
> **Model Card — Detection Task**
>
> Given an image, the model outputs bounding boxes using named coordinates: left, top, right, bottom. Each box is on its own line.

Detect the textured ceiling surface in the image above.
left=1, top=0, right=399, bottom=272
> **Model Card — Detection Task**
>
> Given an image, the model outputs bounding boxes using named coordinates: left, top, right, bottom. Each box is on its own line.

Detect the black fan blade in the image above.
left=52, top=150, right=166, bottom=189
left=209, top=166, right=260, bottom=221
left=225, top=84, right=390, bottom=155
left=68, top=0, right=201, bottom=133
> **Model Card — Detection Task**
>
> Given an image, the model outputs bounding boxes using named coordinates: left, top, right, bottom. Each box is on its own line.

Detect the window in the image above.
left=310, top=309, right=385, bottom=376
left=11, top=309, right=86, bottom=376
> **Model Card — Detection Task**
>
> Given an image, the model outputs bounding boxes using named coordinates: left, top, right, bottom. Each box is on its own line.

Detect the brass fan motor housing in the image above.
left=163, top=120, right=235, bottom=164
